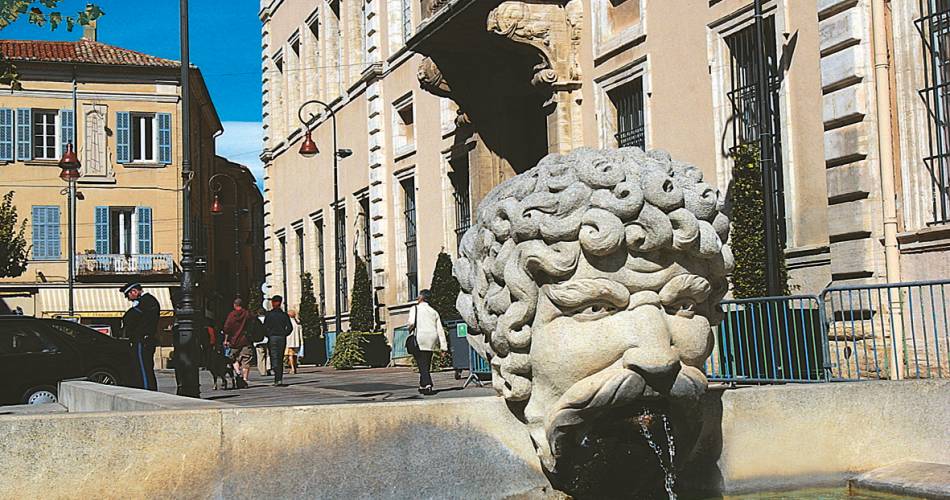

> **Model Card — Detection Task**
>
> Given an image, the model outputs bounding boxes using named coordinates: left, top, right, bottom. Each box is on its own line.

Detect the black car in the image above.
left=0, top=316, right=136, bottom=405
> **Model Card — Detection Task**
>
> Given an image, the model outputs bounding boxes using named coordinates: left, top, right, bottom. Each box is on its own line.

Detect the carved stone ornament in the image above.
left=454, top=147, right=733, bottom=496
left=417, top=57, right=452, bottom=98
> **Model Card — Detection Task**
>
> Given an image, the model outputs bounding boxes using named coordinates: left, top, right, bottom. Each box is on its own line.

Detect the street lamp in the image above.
left=297, top=100, right=351, bottom=335
left=59, top=142, right=80, bottom=318
left=209, top=173, right=245, bottom=301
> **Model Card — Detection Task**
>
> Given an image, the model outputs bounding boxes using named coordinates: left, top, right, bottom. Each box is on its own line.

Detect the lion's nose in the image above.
left=623, top=305, right=681, bottom=393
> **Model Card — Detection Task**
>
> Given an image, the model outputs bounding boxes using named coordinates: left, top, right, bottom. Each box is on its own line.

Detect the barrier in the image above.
left=390, top=326, right=412, bottom=365
left=464, top=345, right=492, bottom=388
left=324, top=331, right=337, bottom=365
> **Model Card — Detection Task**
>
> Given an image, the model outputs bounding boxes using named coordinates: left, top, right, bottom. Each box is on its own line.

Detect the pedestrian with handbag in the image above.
left=407, top=289, right=447, bottom=395
left=223, top=298, right=253, bottom=389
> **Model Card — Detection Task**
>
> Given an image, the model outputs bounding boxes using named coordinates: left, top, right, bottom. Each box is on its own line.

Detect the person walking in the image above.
left=120, top=282, right=160, bottom=391
left=263, top=295, right=294, bottom=386
left=223, top=298, right=252, bottom=389
left=407, top=289, right=448, bottom=395
left=254, top=317, right=271, bottom=377
left=286, top=309, right=303, bottom=374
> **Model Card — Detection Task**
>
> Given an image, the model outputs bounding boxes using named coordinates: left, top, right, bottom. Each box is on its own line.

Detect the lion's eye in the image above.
left=573, top=303, right=616, bottom=320
left=666, top=299, right=697, bottom=318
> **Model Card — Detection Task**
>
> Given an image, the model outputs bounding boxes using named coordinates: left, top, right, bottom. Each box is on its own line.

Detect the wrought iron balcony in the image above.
left=76, top=254, right=176, bottom=277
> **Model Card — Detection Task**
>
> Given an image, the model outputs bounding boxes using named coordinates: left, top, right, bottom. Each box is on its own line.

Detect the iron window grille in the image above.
left=336, top=205, right=349, bottom=313
left=402, top=0, right=413, bottom=42
left=279, top=235, right=288, bottom=303
left=403, top=178, right=419, bottom=301
left=916, top=0, right=950, bottom=223
left=725, top=16, right=787, bottom=243
left=315, top=219, right=327, bottom=314
left=360, top=196, right=372, bottom=278
left=453, top=169, right=471, bottom=252
left=296, top=227, right=305, bottom=297
left=610, top=77, right=646, bottom=149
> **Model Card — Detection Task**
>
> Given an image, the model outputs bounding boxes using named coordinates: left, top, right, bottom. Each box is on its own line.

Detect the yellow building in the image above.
left=0, top=28, right=224, bottom=342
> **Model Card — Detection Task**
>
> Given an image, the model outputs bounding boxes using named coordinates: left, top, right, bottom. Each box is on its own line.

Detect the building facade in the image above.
left=261, top=0, right=950, bottom=341
left=0, top=29, right=262, bottom=354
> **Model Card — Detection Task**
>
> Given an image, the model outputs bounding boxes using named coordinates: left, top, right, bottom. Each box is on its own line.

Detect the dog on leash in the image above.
left=206, top=348, right=237, bottom=390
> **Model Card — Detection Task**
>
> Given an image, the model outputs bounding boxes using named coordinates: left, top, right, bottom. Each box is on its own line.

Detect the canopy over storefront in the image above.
left=37, top=286, right=175, bottom=318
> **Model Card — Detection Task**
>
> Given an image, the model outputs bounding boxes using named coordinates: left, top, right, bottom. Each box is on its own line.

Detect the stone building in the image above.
left=0, top=27, right=263, bottom=356
left=260, top=0, right=950, bottom=340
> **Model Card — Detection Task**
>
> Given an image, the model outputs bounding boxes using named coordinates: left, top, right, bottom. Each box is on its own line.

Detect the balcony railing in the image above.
left=76, top=254, right=175, bottom=276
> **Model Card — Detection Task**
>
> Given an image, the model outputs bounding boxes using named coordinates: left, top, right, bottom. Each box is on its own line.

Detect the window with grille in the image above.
left=609, top=77, right=645, bottom=149
left=451, top=160, right=471, bottom=252
left=402, top=178, right=418, bottom=301
left=315, top=218, right=327, bottom=314
left=335, top=205, right=348, bottom=312
left=279, top=235, right=288, bottom=302
left=296, top=226, right=305, bottom=295
left=402, top=0, right=413, bottom=42
left=725, top=16, right=787, bottom=241
left=359, top=196, right=372, bottom=273
left=917, top=0, right=950, bottom=223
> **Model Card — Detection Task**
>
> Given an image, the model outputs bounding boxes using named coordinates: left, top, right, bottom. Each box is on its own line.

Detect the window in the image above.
left=402, top=178, right=418, bottom=300
left=116, top=112, right=171, bottom=164
left=279, top=234, right=288, bottom=303
left=31, top=206, right=61, bottom=260
left=335, top=205, right=349, bottom=312
left=359, top=196, right=372, bottom=266
left=0, top=323, right=58, bottom=355
left=95, top=206, right=152, bottom=256
left=917, top=0, right=950, bottom=222
left=296, top=226, right=305, bottom=295
left=610, top=77, right=646, bottom=149
left=725, top=17, right=786, bottom=241
left=32, top=110, right=57, bottom=160
left=315, top=218, right=327, bottom=314
left=393, top=95, right=415, bottom=153
left=0, top=108, right=13, bottom=161
left=402, top=0, right=413, bottom=42
left=451, top=159, right=471, bottom=252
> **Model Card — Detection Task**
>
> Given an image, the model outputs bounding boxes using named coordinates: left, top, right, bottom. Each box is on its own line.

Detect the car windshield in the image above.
left=48, top=321, right=112, bottom=345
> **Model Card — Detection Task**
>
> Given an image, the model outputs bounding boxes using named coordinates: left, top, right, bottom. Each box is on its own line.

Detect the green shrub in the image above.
left=730, top=143, right=789, bottom=299
left=299, top=272, right=322, bottom=341
left=330, top=331, right=365, bottom=369
left=429, top=251, right=461, bottom=321
left=349, top=258, right=375, bottom=332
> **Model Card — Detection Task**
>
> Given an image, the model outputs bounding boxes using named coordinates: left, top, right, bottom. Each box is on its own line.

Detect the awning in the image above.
left=37, top=287, right=175, bottom=318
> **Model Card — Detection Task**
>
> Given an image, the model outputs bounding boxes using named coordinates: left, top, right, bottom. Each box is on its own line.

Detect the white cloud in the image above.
left=217, top=121, right=264, bottom=191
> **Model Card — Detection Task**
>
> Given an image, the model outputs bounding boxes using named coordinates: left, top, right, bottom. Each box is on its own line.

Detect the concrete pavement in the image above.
left=155, top=365, right=495, bottom=407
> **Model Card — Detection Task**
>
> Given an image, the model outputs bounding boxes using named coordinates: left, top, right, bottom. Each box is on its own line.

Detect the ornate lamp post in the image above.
left=58, top=143, right=80, bottom=318
left=297, top=100, right=351, bottom=334
left=209, top=173, right=246, bottom=300
left=174, top=0, right=200, bottom=398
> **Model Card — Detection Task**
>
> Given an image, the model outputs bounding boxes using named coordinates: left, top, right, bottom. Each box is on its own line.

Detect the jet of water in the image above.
left=637, top=409, right=677, bottom=500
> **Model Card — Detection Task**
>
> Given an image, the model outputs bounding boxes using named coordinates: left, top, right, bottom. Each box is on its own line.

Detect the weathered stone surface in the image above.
left=823, top=85, right=867, bottom=127
left=830, top=237, right=881, bottom=276
left=821, top=45, right=867, bottom=90
left=819, top=7, right=864, bottom=55
left=454, top=147, right=733, bottom=494
left=852, top=461, right=950, bottom=499
left=827, top=198, right=875, bottom=239
left=824, top=121, right=870, bottom=166
left=818, top=0, right=857, bottom=17
left=826, top=161, right=874, bottom=202
left=0, top=402, right=66, bottom=415
left=59, top=380, right=229, bottom=413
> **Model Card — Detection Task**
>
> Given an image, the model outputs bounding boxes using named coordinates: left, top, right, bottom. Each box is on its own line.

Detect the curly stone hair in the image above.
left=454, top=147, right=734, bottom=402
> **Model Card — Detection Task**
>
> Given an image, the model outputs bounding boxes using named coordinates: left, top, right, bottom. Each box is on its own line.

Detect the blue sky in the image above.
left=5, top=0, right=265, bottom=187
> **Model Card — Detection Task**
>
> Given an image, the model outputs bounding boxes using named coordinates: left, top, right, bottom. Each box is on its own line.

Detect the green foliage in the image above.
left=298, top=272, right=322, bottom=341
left=0, top=2, right=104, bottom=89
left=429, top=251, right=461, bottom=321
left=329, top=331, right=366, bottom=369
left=246, top=288, right=265, bottom=316
left=349, top=257, right=375, bottom=332
left=730, top=144, right=788, bottom=299
left=0, top=191, right=28, bottom=279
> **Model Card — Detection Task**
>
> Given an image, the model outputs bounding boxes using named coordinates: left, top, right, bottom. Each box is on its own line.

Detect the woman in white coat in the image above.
left=407, top=289, right=448, bottom=395
left=286, top=309, right=304, bottom=374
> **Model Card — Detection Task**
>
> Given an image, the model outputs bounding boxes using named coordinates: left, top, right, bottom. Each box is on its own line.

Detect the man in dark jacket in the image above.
left=121, top=282, right=161, bottom=391
left=263, top=295, right=293, bottom=386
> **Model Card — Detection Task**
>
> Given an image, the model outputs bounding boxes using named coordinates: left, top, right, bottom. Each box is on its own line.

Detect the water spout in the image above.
left=637, top=409, right=677, bottom=500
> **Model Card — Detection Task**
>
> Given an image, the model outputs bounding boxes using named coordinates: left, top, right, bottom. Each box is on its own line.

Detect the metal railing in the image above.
left=822, top=279, right=950, bottom=380
left=390, top=326, right=411, bottom=363
left=324, top=331, right=338, bottom=365
left=76, top=253, right=174, bottom=275
left=705, top=295, right=829, bottom=383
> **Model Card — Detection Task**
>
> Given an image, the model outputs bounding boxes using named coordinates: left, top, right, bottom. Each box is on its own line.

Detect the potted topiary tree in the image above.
left=333, top=258, right=389, bottom=368
left=298, top=273, right=325, bottom=365
left=428, top=251, right=461, bottom=374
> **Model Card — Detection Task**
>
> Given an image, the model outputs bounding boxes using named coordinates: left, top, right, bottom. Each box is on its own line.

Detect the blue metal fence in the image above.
left=464, top=345, right=492, bottom=388
left=705, top=295, right=828, bottom=383
left=324, top=331, right=337, bottom=365
left=390, top=326, right=411, bottom=363
left=822, top=279, right=950, bottom=380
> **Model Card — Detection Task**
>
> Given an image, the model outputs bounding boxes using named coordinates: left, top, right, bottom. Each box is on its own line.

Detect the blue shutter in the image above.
left=95, top=206, right=110, bottom=254
left=16, top=108, right=31, bottom=161
left=0, top=109, right=12, bottom=161
left=136, top=207, right=152, bottom=254
left=116, top=111, right=130, bottom=163
left=59, top=109, right=74, bottom=156
left=157, top=113, right=171, bottom=164
left=31, top=206, right=60, bottom=260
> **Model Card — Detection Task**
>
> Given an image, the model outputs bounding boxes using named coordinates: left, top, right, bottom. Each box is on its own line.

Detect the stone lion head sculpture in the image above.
left=454, top=147, right=733, bottom=493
